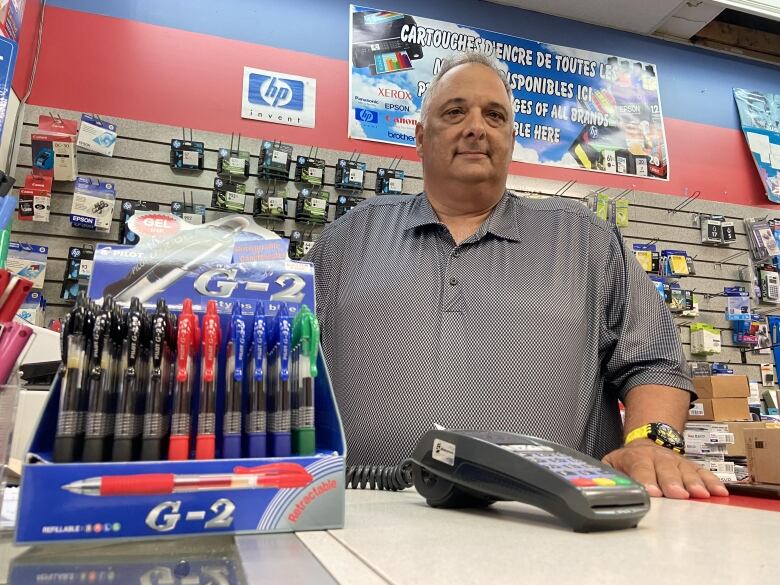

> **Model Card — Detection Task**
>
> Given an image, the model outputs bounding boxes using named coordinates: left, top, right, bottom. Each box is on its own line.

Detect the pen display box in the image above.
left=15, top=215, right=346, bottom=543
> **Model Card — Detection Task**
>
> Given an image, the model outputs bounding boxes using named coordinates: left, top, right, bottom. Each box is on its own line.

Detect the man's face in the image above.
left=416, top=63, right=514, bottom=187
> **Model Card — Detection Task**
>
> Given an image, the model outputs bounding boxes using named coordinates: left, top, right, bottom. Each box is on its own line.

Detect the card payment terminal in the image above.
left=410, top=430, right=650, bottom=532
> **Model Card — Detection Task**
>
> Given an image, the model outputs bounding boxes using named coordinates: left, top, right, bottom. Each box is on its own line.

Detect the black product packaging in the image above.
left=294, top=156, right=326, bottom=185
left=170, top=139, right=205, bottom=171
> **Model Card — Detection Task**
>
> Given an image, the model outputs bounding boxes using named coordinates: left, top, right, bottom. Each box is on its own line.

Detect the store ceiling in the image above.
left=485, top=0, right=780, bottom=64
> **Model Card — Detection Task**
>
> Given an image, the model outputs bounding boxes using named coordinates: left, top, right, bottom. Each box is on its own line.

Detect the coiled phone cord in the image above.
left=346, top=459, right=414, bottom=491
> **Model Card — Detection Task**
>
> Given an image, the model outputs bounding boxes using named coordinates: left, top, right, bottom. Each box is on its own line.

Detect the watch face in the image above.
left=651, top=423, right=684, bottom=449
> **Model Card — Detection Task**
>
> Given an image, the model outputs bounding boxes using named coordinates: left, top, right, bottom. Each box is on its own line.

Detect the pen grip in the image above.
left=195, top=435, right=215, bottom=460
left=101, top=473, right=174, bottom=496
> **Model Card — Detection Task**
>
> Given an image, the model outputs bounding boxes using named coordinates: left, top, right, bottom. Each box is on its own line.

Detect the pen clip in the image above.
left=176, top=299, right=196, bottom=382
left=278, top=304, right=291, bottom=382
left=231, top=304, right=246, bottom=382
left=253, top=301, right=265, bottom=382
left=233, top=462, right=308, bottom=475
left=201, top=300, right=221, bottom=383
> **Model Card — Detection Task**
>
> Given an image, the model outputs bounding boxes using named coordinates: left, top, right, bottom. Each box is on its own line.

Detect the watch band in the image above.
left=625, top=423, right=685, bottom=454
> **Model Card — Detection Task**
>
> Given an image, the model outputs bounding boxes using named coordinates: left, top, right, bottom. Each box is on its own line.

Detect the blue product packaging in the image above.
left=15, top=213, right=346, bottom=544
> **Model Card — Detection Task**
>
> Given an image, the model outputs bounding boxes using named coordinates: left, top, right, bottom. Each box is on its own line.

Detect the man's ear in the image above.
left=415, top=122, right=424, bottom=159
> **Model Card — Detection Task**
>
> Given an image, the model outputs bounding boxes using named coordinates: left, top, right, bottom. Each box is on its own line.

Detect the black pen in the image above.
left=82, top=298, right=117, bottom=462
left=141, top=299, right=173, bottom=461
left=111, top=298, right=144, bottom=461
left=53, top=302, right=88, bottom=463
left=222, top=304, right=246, bottom=459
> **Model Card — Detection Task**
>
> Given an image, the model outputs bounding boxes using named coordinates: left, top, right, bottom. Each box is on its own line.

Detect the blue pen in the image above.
left=223, top=304, right=246, bottom=458
left=269, top=303, right=292, bottom=457
left=247, top=301, right=267, bottom=457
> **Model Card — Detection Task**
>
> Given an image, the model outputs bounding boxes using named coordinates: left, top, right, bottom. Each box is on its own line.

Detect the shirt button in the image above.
left=449, top=277, right=458, bottom=286
left=452, top=250, right=460, bottom=258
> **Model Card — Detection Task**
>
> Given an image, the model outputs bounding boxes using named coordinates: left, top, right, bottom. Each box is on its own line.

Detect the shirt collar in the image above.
left=403, top=191, right=521, bottom=243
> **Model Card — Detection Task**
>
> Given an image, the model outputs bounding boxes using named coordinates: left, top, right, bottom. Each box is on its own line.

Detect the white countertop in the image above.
left=298, top=489, right=779, bottom=585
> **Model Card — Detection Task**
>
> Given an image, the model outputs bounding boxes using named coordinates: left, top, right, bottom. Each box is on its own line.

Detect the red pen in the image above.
left=61, top=462, right=313, bottom=496
left=0, top=275, right=33, bottom=321
left=168, top=299, right=200, bottom=460
left=195, top=300, right=221, bottom=460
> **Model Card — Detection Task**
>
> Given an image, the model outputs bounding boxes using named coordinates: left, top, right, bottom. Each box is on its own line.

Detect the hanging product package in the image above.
left=32, top=115, right=79, bottom=181
left=70, top=177, right=116, bottom=232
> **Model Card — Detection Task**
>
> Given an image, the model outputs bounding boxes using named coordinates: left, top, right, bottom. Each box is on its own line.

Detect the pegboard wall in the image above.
left=9, top=105, right=779, bottom=380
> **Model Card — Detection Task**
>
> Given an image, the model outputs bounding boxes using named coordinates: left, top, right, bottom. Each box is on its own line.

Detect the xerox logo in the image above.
left=248, top=73, right=304, bottom=110
left=387, top=131, right=415, bottom=142
left=355, top=108, right=379, bottom=123
left=378, top=88, right=413, bottom=100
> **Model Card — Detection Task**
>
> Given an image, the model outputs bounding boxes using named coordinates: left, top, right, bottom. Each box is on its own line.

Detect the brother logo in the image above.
left=387, top=131, right=415, bottom=142
left=248, top=73, right=305, bottom=110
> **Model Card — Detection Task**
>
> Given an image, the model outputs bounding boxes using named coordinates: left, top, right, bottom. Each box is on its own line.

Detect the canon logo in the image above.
left=385, top=115, right=417, bottom=126
left=378, top=88, right=413, bottom=100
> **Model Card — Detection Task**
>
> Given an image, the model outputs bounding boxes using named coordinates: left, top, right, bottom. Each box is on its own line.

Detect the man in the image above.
left=307, top=52, right=727, bottom=499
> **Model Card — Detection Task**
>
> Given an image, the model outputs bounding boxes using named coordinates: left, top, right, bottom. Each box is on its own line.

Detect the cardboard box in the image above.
left=745, top=428, right=780, bottom=485
left=692, top=375, right=750, bottom=399
left=726, top=422, right=766, bottom=457
left=688, top=398, right=751, bottom=422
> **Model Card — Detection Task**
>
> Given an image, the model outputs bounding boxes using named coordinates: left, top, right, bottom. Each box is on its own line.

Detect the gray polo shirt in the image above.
left=306, top=191, right=692, bottom=466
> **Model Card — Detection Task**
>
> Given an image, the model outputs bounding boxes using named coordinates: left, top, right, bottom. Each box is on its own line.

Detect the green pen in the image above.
left=291, top=306, right=319, bottom=455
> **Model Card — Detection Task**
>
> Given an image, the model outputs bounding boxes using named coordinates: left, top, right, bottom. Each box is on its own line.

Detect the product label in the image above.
left=689, top=402, right=705, bottom=417
left=432, top=438, right=456, bottom=466
left=635, top=158, right=648, bottom=177
left=182, top=150, right=199, bottom=166
left=348, top=168, right=364, bottom=184
left=268, top=197, right=284, bottom=210
left=307, top=167, right=323, bottom=179
left=388, top=178, right=403, bottom=192
left=310, top=197, right=327, bottom=210
left=272, top=150, right=288, bottom=165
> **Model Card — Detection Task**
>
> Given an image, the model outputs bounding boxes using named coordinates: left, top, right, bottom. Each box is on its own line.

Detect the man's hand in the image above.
left=602, top=439, right=729, bottom=499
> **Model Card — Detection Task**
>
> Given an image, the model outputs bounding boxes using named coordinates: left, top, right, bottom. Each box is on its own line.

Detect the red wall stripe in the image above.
left=20, top=7, right=773, bottom=207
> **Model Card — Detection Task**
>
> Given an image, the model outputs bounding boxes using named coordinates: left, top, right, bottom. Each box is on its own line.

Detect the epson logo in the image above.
left=387, top=131, right=415, bottom=142
left=619, top=104, right=641, bottom=114
left=378, top=88, right=412, bottom=100
left=71, top=215, right=95, bottom=224
left=385, top=103, right=411, bottom=112
left=248, top=73, right=304, bottom=110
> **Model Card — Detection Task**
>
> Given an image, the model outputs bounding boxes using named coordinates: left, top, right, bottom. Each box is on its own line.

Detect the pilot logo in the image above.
left=355, top=108, right=379, bottom=123
left=249, top=73, right=304, bottom=111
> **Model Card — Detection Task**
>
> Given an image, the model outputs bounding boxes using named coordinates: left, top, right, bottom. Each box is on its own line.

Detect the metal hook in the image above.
left=668, top=189, right=701, bottom=215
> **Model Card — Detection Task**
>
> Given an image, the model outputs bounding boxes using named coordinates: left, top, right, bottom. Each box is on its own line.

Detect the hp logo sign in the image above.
left=354, top=108, right=379, bottom=123
left=248, top=73, right=304, bottom=111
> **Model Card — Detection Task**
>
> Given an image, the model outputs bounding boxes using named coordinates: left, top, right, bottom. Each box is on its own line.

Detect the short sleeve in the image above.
left=599, top=227, right=694, bottom=400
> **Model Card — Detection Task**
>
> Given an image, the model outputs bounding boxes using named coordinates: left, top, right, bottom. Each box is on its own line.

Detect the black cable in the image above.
left=345, top=459, right=415, bottom=491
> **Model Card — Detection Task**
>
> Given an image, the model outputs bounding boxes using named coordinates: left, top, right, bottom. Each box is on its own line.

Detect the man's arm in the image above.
left=603, top=384, right=729, bottom=499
